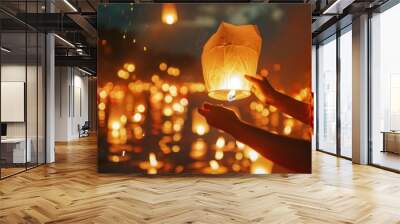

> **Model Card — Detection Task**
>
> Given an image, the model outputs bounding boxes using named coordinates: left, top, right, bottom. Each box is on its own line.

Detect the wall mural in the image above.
left=98, top=3, right=312, bottom=174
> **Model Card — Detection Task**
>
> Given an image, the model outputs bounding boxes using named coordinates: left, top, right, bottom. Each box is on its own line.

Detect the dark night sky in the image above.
left=98, top=3, right=311, bottom=94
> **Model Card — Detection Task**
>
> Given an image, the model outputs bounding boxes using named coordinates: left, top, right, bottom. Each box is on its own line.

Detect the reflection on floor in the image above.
left=373, top=150, right=400, bottom=171
left=0, top=163, right=43, bottom=179
left=0, top=167, right=25, bottom=178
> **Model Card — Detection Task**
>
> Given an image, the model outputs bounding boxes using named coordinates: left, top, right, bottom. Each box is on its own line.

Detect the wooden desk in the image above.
left=1, top=138, right=31, bottom=163
left=382, top=131, right=400, bottom=154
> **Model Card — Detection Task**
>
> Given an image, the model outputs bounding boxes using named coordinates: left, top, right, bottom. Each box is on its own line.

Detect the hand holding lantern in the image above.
left=201, top=22, right=262, bottom=101
left=198, top=103, right=241, bottom=133
left=245, top=74, right=279, bottom=105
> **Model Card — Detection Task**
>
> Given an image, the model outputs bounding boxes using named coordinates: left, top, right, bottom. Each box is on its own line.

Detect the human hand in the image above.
left=198, top=103, right=241, bottom=133
left=245, top=74, right=279, bottom=105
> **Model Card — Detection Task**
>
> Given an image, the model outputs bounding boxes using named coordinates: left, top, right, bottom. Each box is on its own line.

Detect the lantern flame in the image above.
left=149, top=153, right=158, bottom=167
left=210, top=160, right=219, bottom=170
left=227, top=90, right=236, bottom=102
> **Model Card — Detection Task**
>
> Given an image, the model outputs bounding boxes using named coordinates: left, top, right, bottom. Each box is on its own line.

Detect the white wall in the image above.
left=55, top=67, right=89, bottom=141
left=1, top=65, right=40, bottom=138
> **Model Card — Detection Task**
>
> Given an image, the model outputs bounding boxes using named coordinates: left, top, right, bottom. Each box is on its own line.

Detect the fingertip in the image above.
left=245, top=75, right=262, bottom=82
left=245, top=75, right=254, bottom=81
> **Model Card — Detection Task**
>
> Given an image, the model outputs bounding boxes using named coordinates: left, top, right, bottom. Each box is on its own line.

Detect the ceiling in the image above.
left=0, top=0, right=391, bottom=75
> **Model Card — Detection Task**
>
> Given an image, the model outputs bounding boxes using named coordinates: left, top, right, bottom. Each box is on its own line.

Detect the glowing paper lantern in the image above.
left=202, top=22, right=262, bottom=101
left=161, top=4, right=178, bottom=25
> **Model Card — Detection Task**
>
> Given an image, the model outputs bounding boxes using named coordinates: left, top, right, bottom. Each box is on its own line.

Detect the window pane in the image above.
left=317, top=37, right=337, bottom=154
left=371, top=3, right=400, bottom=171
left=340, top=29, right=352, bottom=158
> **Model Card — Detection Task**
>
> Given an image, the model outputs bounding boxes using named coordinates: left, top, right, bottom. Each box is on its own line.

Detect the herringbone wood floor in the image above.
left=1, top=136, right=400, bottom=224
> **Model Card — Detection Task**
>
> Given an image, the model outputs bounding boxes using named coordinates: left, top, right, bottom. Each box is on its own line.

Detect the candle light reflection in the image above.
left=99, top=58, right=311, bottom=174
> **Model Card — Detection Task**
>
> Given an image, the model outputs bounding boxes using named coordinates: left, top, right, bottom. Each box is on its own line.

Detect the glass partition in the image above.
left=317, top=35, right=337, bottom=154
left=1, top=29, right=28, bottom=178
left=0, top=1, right=46, bottom=179
left=370, top=3, right=400, bottom=171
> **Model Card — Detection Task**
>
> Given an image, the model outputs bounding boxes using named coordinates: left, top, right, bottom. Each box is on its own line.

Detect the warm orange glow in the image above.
left=163, top=107, right=173, bottom=117
left=190, top=138, right=207, bottom=159
left=98, top=102, right=106, bottom=110
left=256, top=103, right=264, bottom=112
left=137, top=104, right=146, bottom=113
left=173, top=133, right=182, bottom=142
left=203, top=160, right=227, bottom=174
left=138, top=152, right=164, bottom=175
left=173, top=123, right=182, bottom=132
left=99, top=90, right=108, bottom=99
left=192, top=109, right=210, bottom=136
left=169, top=85, right=178, bottom=96
left=147, top=167, right=157, bottom=174
left=164, top=95, right=173, bottom=103
left=261, top=108, right=270, bottom=117
left=161, top=83, right=170, bottom=92
left=246, top=148, right=259, bottom=162
left=151, top=74, right=160, bottom=83
left=172, top=145, right=180, bottom=153
left=124, top=63, right=136, bottom=73
left=269, top=105, right=277, bottom=112
left=283, top=126, right=292, bottom=135
left=167, top=67, right=180, bottom=76
left=117, top=69, right=129, bottom=80
left=236, top=141, right=245, bottom=150
left=202, top=22, right=262, bottom=101
left=209, top=160, right=219, bottom=170
left=252, top=166, right=267, bottom=174
left=172, top=103, right=184, bottom=113
left=149, top=153, right=158, bottom=167
left=161, top=4, right=178, bottom=25
left=133, top=126, right=144, bottom=139
left=215, top=149, right=224, bottom=160
left=180, top=98, right=188, bottom=106
left=235, top=152, right=243, bottom=160
left=111, top=121, right=121, bottom=130
left=159, top=62, right=168, bottom=71
left=250, top=101, right=257, bottom=110
left=133, top=113, right=143, bottom=123
left=179, top=86, right=188, bottom=95
left=120, top=115, right=127, bottom=124
left=216, top=136, right=225, bottom=149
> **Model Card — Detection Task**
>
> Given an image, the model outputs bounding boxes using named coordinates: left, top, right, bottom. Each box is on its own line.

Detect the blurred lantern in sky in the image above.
left=202, top=22, right=262, bottom=101
left=161, top=3, right=178, bottom=25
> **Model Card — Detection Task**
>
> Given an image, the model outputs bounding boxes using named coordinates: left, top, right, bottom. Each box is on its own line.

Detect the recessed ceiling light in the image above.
left=54, top=34, right=75, bottom=48
left=1, top=47, right=11, bottom=53
left=63, top=0, right=78, bottom=12
left=323, top=0, right=354, bottom=15
left=78, top=67, right=93, bottom=76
